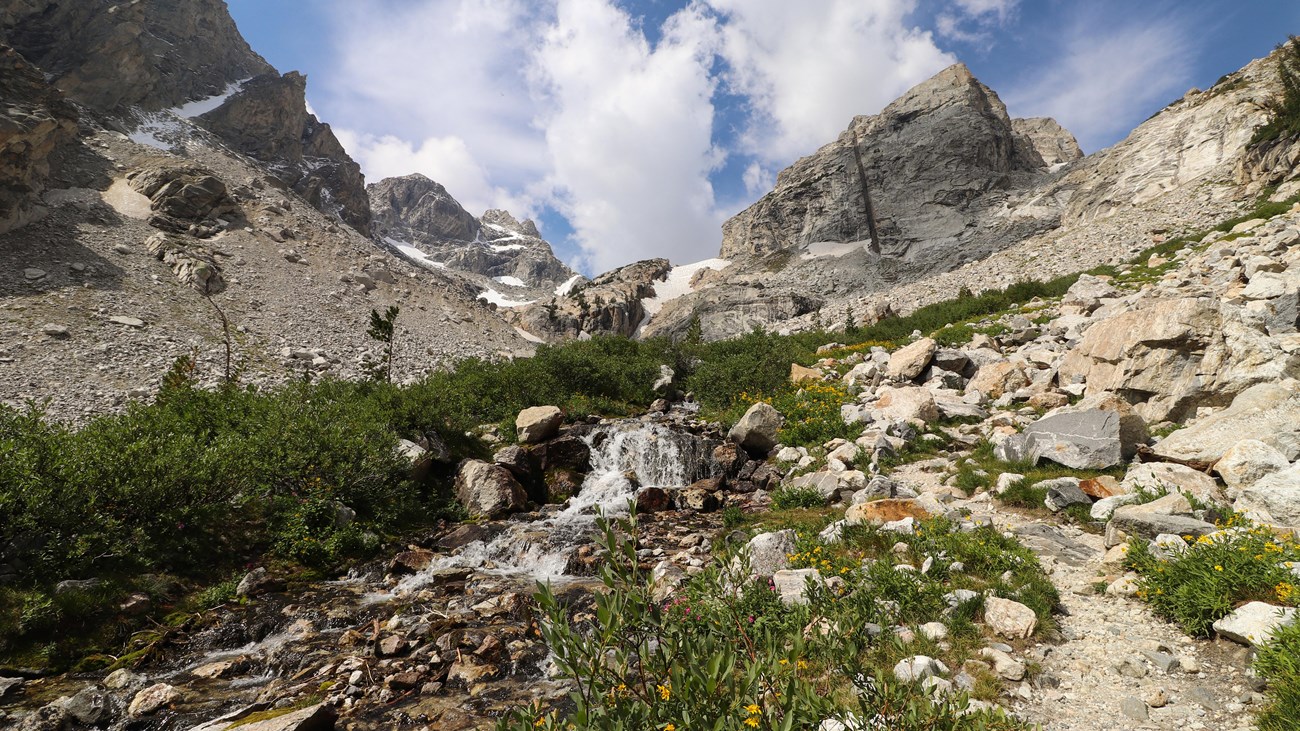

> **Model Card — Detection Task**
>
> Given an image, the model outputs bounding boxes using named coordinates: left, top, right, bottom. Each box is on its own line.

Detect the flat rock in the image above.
left=1212, top=601, right=1297, bottom=646
left=1109, top=507, right=1216, bottom=539
left=887, top=337, right=936, bottom=381
left=109, top=315, right=146, bottom=328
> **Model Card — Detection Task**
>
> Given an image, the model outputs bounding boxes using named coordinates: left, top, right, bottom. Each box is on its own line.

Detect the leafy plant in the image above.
left=1252, top=35, right=1300, bottom=146
left=770, top=486, right=826, bottom=511
left=1255, top=620, right=1300, bottom=731
left=366, top=305, right=400, bottom=383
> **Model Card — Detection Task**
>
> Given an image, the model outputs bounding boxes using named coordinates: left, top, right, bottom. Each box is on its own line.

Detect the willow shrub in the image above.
left=499, top=511, right=1036, bottom=731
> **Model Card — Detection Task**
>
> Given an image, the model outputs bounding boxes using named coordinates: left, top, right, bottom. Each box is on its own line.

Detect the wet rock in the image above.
left=103, top=669, right=143, bottom=690
left=728, top=403, right=783, bottom=455
left=61, top=685, right=111, bottom=725
left=635, top=487, right=672, bottom=513
left=388, top=547, right=434, bottom=576
left=983, top=597, right=1037, bottom=639
left=712, top=442, right=748, bottom=476
left=235, top=567, right=283, bottom=597
left=455, top=460, right=527, bottom=519
left=221, top=702, right=336, bottom=731
left=447, top=658, right=500, bottom=685
left=532, top=434, right=592, bottom=473
left=516, top=406, right=563, bottom=444
left=0, top=677, right=23, bottom=699
left=128, top=683, right=180, bottom=717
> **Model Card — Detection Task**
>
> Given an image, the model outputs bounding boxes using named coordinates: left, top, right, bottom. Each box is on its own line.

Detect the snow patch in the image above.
left=490, top=243, right=525, bottom=252
left=385, top=237, right=446, bottom=270
left=555, top=275, right=583, bottom=296
left=173, top=79, right=249, bottom=118
left=801, top=240, right=869, bottom=260
left=634, top=258, right=729, bottom=336
left=494, top=275, right=528, bottom=288
left=479, top=289, right=535, bottom=308
left=513, top=327, right=546, bottom=344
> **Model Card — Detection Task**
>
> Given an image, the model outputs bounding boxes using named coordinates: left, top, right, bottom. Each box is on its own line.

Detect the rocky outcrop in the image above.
left=0, top=44, right=78, bottom=233
left=1012, top=117, right=1083, bottom=166
left=371, top=174, right=479, bottom=242
left=512, top=259, right=670, bottom=341
left=0, top=0, right=274, bottom=113
left=197, top=72, right=371, bottom=235
left=720, top=63, right=1056, bottom=263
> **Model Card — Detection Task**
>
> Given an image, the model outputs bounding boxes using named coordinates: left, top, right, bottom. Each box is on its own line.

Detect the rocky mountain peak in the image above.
left=1012, top=117, right=1084, bottom=166
left=370, top=174, right=480, bottom=243
left=481, top=208, right=541, bottom=238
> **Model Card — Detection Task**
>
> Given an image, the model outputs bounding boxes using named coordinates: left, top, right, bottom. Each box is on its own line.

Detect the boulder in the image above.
left=1040, top=478, right=1090, bottom=512
left=1109, top=507, right=1216, bottom=539
left=893, top=656, right=948, bottom=683
left=1150, top=382, right=1300, bottom=463
left=1002, top=406, right=1144, bottom=469
left=224, top=704, right=337, bottom=731
left=845, top=499, right=932, bottom=526
left=1121, top=462, right=1220, bottom=503
left=635, top=487, right=671, bottom=513
left=235, top=567, right=282, bottom=597
left=983, top=597, right=1037, bottom=639
left=772, top=568, right=822, bottom=606
left=790, top=363, right=823, bottom=383
left=1236, top=464, right=1300, bottom=528
left=1214, top=439, right=1290, bottom=492
left=873, top=386, right=939, bottom=423
left=743, top=530, right=797, bottom=578
left=1212, top=602, right=1297, bottom=647
left=728, top=402, right=783, bottom=455
left=887, top=338, right=937, bottom=381
left=516, top=406, right=563, bottom=443
left=128, top=684, right=180, bottom=717
left=966, top=361, right=1028, bottom=399
left=454, top=460, right=527, bottom=519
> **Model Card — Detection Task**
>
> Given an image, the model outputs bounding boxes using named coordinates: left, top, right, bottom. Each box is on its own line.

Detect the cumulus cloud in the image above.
left=708, top=0, right=954, bottom=164
left=528, top=0, right=724, bottom=272
left=1002, top=12, right=1194, bottom=151
left=936, top=0, right=1019, bottom=43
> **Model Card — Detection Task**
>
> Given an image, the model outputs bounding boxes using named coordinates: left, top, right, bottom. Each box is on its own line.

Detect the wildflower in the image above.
left=535, top=717, right=547, bottom=728
left=1278, top=582, right=1296, bottom=603
left=657, top=683, right=671, bottom=701
left=744, top=719, right=759, bottom=728
left=1214, top=565, right=1224, bottom=572
left=745, top=704, right=761, bottom=715
left=664, top=725, right=676, bottom=731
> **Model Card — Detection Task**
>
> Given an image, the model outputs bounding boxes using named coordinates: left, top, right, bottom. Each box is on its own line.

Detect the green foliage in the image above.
left=686, top=329, right=804, bottom=409
left=1125, top=516, right=1300, bottom=636
left=1251, top=36, right=1300, bottom=146
left=499, top=513, right=1038, bottom=731
left=721, top=506, right=746, bottom=531
left=1255, top=620, right=1300, bottom=731
left=366, top=305, right=400, bottom=382
left=770, top=486, right=826, bottom=511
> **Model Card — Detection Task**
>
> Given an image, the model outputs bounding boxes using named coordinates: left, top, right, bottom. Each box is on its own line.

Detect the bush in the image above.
left=498, top=513, right=1038, bottom=731
left=1255, top=620, right=1300, bottom=731
left=686, top=329, right=807, bottom=409
left=1251, top=35, right=1300, bottom=146
left=770, top=486, right=827, bottom=511
left=1125, top=516, right=1300, bottom=636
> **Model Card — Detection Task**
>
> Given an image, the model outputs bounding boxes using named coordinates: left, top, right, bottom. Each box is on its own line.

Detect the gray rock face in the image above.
left=0, top=45, right=79, bottom=234
left=1236, top=463, right=1300, bottom=527
left=1108, top=508, right=1216, bottom=540
left=1153, top=382, right=1300, bottom=463
left=369, top=175, right=574, bottom=294
left=721, top=63, right=1055, bottom=263
left=1011, top=117, right=1084, bottom=166
left=1040, top=478, right=1090, bottom=512
left=513, top=259, right=670, bottom=342
left=197, top=72, right=371, bottom=235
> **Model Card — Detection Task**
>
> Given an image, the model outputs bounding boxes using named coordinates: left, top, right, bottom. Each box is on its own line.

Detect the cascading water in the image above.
left=391, top=421, right=717, bottom=593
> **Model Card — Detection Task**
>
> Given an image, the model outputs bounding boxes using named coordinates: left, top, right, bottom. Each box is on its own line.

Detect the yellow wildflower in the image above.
left=664, top=725, right=676, bottom=731
left=745, top=704, right=761, bottom=715
left=657, top=683, right=671, bottom=701
left=1214, top=565, right=1224, bottom=571
left=743, top=718, right=760, bottom=728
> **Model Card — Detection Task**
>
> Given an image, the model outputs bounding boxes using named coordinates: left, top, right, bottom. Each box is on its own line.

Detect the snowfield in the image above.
left=634, top=258, right=729, bottom=335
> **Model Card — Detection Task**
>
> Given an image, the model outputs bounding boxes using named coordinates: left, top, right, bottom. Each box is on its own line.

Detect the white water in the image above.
left=390, top=422, right=714, bottom=594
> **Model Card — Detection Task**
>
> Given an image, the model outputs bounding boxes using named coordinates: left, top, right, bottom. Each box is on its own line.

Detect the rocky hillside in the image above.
left=0, top=0, right=370, bottom=234
left=368, top=174, right=578, bottom=311
left=0, top=1, right=538, bottom=420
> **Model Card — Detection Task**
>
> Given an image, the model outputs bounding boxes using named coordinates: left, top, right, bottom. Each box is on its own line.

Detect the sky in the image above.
left=226, top=0, right=1300, bottom=275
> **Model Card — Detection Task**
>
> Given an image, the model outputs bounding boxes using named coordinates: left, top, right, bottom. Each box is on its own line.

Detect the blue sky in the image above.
left=227, top=0, right=1298, bottom=274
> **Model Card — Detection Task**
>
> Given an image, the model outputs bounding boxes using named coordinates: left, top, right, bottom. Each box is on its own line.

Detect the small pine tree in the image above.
left=684, top=314, right=704, bottom=345
left=1253, top=35, right=1300, bottom=145
left=843, top=304, right=856, bottom=333
left=366, top=305, right=400, bottom=383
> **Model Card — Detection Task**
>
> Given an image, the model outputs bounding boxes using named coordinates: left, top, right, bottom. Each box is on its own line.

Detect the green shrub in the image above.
left=770, top=486, right=826, bottom=511
left=1251, top=35, right=1300, bottom=146
left=498, top=513, right=1037, bottom=731
left=1126, top=516, right=1300, bottom=636
left=1255, top=620, right=1300, bottom=731
left=687, top=329, right=806, bottom=409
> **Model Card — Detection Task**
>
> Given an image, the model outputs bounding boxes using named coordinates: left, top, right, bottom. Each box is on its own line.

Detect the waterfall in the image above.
left=391, top=421, right=716, bottom=592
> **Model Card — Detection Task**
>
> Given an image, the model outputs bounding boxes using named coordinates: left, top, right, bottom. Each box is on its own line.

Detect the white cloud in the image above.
left=1002, top=15, right=1194, bottom=151
left=741, top=162, right=774, bottom=197
left=708, top=0, right=954, bottom=164
left=952, top=0, right=1018, bottom=22
left=528, top=0, right=725, bottom=272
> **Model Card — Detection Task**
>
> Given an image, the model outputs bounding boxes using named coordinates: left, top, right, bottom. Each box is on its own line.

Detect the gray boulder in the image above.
left=1214, top=439, right=1290, bottom=492
left=744, top=530, right=797, bottom=578
left=1153, top=382, right=1300, bottom=463
left=1236, top=463, right=1300, bottom=528
left=1002, top=408, right=1141, bottom=469
left=728, top=402, right=783, bottom=455
left=887, top=338, right=937, bottom=381
left=455, top=460, right=527, bottom=519
left=1040, top=478, right=1090, bottom=512
left=1109, top=507, right=1216, bottom=540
